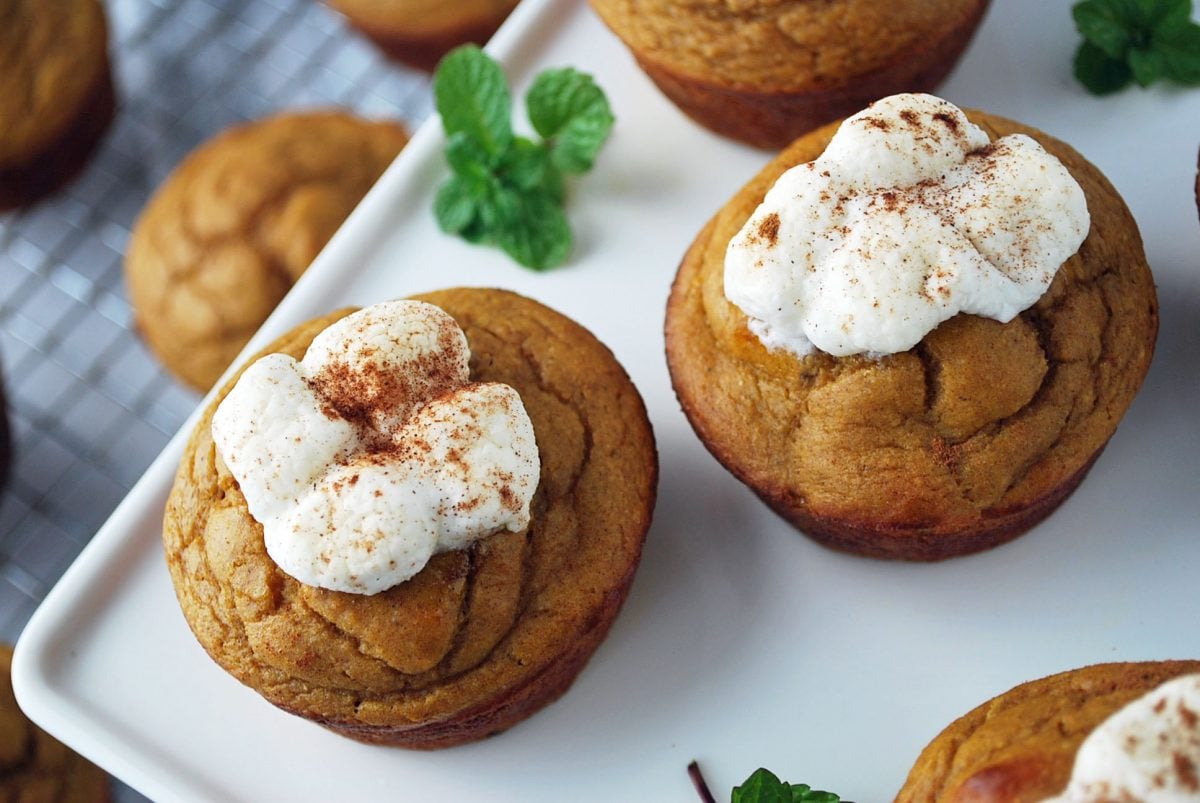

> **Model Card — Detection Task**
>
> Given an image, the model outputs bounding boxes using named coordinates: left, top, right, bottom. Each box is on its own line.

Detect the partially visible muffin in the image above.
left=589, top=0, right=990, bottom=149
left=163, top=288, right=658, bottom=747
left=327, top=0, right=520, bottom=71
left=0, top=0, right=115, bottom=210
left=125, top=112, right=408, bottom=392
left=895, top=661, right=1200, bottom=802
left=665, top=98, right=1157, bottom=560
left=1, top=644, right=110, bottom=802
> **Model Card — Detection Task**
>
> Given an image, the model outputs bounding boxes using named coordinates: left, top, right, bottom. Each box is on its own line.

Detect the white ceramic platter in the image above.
left=13, top=0, right=1200, bottom=800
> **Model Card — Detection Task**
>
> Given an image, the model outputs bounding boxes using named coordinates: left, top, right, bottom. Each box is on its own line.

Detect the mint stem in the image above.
left=688, top=760, right=718, bottom=803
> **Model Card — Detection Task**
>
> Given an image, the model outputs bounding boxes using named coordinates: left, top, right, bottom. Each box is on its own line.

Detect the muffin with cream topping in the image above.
left=895, top=660, right=1200, bottom=802
left=665, top=93, right=1158, bottom=560
left=163, top=287, right=657, bottom=746
left=588, top=0, right=990, bottom=149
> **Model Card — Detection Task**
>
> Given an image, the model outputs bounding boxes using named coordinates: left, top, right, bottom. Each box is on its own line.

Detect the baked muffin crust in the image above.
left=163, top=288, right=657, bottom=746
left=895, top=660, right=1200, bottom=802
left=328, top=0, right=520, bottom=71
left=0, top=0, right=114, bottom=209
left=125, top=112, right=408, bottom=392
left=589, top=0, right=990, bottom=148
left=665, top=111, right=1157, bottom=560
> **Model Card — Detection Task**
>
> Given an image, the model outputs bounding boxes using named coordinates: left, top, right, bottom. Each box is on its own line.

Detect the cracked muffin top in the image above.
left=162, top=288, right=657, bottom=746
left=0, top=0, right=108, bottom=169
left=588, top=0, right=987, bottom=90
left=665, top=110, right=1157, bottom=559
left=895, top=660, right=1200, bottom=802
left=125, top=112, right=408, bottom=392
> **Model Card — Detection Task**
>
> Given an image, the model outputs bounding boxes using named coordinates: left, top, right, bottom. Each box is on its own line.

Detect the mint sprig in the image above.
left=432, top=46, right=614, bottom=271
left=732, top=769, right=842, bottom=803
left=1071, top=0, right=1200, bottom=94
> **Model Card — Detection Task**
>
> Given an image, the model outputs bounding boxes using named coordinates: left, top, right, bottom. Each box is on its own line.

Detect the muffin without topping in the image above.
left=327, top=0, right=520, bottom=71
left=163, top=288, right=658, bottom=747
left=125, top=112, right=408, bottom=392
left=0, top=0, right=115, bottom=210
left=589, top=0, right=990, bottom=149
left=665, top=110, right=1157, bottom=560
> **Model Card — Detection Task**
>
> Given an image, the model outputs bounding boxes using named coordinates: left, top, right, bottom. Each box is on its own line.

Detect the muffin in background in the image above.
left=327, top=0, right=520, bottom=71
left=0, top=0, right=115, bottom=210
left=125, top=111, right=408, bottom=392
left=589, top=0, right=990, bottom=149
left=895, top=661, right=1200, bottom=802
left=1, top=644, right=110, bottom=802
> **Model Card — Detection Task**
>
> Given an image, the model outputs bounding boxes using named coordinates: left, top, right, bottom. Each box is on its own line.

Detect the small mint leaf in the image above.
left=494, top=190, right=571, bottom=270
left=526, top=67, right=615, bottom=174
left=498, top=136, right=552, bottom=192
left=1128, top=45, right=1166, bottom=84
left=445, top=131, right=494, bottom=178
left=434, top=45, right=513, bottom=157
left=433, top=175, right=480, bottom=234
left=1074, top=39, right=1135, bottom=93
left=1155, top=22, right=1200, bottom=83
left=732, top=769, right=791, bottom=803
left=1073, top=0, right=1136, bottom=58
left=1140, top=0, right=1191, bottom=31
left=794, top=788, right=842, bottom=803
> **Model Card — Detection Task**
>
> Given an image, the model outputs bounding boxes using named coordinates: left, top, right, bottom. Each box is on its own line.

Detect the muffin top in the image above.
left=0, top=0, right=109, bottom=168
left=163, top=288, right=657, bottom=739
left=125, top=112, right=408, bottom=391
left=588, top=0, right=987, bottom=90
left=666, top=109, right=1157, bottom=553
left=895, top=661, right=1200, bottom=802
left=327, top=0, right=520, bottom=37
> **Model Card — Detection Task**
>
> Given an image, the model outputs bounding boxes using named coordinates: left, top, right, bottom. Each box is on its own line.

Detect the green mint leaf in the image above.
left=526, top=67, right=615, bottom=174
left=1128, top=45, right=1166, bottom=84
left=1155, top=22, right=1200, bottom=83
left=732, top=769, right=792, bottom=803
left=433, top=175, right=481, bottom=235
left=1074, top=40, right=1135, bottom=93
left=1138, top=0, right=1191, bottom=31
left=793, top=788, right=842, bottom=803
left=1073, top=0, right=1137, bottom=58
left=494, top=189, right=571, bottom=271
left=434, top=45, right=513, bottom=157
left=498, top=136, right=552, bottom=191
left=445, top=131, right=495, bottom=179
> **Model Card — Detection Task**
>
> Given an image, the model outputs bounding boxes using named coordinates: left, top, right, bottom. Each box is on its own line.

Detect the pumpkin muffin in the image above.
left=0, top=0, right=115, bottom=211
left=895, top=660, right=1200, bottom=802
left=327, top=0, right=520, bottom=71
left=665, top=100, right=1158, bottom=561
left=1, top=644, right=110, bottom=802
left=588, top=0, right=990, bottom=149
left=125, top=111, right=408, bottom=392
left=163, top=287, right=658, bottom=747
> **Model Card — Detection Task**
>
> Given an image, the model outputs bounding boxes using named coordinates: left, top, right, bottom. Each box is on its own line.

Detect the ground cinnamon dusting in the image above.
left=757, top=212, right=780, bottom=247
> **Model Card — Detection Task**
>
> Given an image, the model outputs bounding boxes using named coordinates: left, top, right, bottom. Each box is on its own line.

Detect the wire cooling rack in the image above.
left=0, top=0, right=433, bottom=797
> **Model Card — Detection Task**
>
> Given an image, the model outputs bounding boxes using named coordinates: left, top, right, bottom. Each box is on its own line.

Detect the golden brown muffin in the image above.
left=327, top=0, right=520, bottom=71
left=895, top=660, right=1200, bottom=802
left=125, top=112, right=408, bottom=392
left=0, top=0, right=115, bottom=211
left=163, top=287, right=658, bottom=747
left=1, top=644, right=110, bottom=802
left=589, top=0, right=990, bottom=149
left=665, top=111, right=1158, bottom=561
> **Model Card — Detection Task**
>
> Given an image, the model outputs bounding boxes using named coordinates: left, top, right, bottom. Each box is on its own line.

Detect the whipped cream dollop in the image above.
left=211, top=300, right=539, bottom=595
left=724, top=93, right=1090, bottom=357
left=1044, top=673, right=1200, bottom=803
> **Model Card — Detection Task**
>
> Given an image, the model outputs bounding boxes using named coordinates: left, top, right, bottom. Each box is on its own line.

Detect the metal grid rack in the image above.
left=0, top=0, right=434, bottom=797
